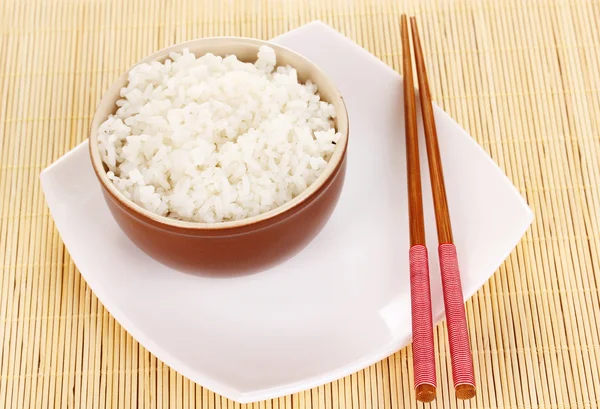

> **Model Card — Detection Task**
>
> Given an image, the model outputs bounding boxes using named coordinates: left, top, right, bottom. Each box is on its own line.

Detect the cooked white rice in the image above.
left=97, top=46, right=341, bottom=223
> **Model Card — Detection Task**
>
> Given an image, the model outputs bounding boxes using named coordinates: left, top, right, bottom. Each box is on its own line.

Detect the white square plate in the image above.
left=41, top=21, right=533, bottom=403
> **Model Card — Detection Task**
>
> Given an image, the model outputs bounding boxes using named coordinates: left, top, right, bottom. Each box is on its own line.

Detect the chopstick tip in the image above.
left=416, top=384, right=436, bottom=403
left=456, top=384, right=476, bottom=400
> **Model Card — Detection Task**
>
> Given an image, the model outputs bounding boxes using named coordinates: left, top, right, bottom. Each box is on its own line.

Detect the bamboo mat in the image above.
left=1, top=0, right=600, bottom=408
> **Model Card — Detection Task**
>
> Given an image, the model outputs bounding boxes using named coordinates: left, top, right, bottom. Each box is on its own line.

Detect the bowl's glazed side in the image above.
left=102, top=157, right=347, bottom=274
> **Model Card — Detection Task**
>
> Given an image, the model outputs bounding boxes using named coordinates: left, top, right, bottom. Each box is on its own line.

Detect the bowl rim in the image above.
left=88, top=36, right=349, bottom=231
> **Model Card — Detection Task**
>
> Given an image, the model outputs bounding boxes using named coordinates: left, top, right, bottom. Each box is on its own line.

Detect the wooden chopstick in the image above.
left=401, top=14, right=436, bottom=403
left=409, top=16, right=476, bottom=400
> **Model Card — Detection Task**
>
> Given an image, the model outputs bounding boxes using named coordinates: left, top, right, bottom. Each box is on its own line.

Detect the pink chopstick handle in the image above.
left=438, top=243, right=475, bottom=389
left=409, top=245, right=436, bottom=389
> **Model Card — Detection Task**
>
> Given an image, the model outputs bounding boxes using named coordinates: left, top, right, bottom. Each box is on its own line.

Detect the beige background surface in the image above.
left=1, top=0, right=600, bottom=408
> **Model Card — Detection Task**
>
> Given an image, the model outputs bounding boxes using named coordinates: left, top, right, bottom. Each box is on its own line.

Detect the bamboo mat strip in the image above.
left=1, top=0, right=600, bottom=408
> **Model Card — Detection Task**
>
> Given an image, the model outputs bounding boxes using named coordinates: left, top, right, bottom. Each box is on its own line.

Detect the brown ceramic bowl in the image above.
left=88, top=37, right=349, bottom=275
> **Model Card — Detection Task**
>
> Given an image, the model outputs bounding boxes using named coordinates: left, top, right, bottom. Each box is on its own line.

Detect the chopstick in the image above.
left=409, top=16, right=476, bottom=400
left=401, top=15, right=436, bottom=403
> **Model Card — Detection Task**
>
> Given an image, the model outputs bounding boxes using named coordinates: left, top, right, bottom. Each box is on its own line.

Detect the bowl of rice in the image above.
left=88, top=37, right=349, bottom=274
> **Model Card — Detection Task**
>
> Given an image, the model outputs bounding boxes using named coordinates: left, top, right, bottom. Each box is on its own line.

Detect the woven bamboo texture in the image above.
left=1, top=0, right=600, bottom=408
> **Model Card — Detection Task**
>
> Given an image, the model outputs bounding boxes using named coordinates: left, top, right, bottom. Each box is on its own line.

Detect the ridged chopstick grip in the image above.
left=438, top=243, right=475, bottom=390
left=409, top=244, right=436, bottom=389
